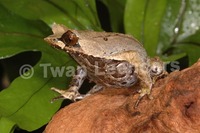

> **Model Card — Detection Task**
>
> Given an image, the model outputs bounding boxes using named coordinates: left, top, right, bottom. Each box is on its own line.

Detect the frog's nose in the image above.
left=44, top=36, right=66, bottom=50
left=44, top=36, right=51, bottom=43
left=44, top=37, right=58, bottom=45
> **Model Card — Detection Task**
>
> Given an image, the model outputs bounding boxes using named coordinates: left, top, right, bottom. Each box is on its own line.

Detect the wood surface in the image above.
left=45, top=59, right=200, bottom=133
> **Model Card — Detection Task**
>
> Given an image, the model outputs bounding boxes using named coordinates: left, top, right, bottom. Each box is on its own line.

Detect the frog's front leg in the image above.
left=51, top=66, right=87, bottom=102
left=135, top=84, right=153, bottom=107
left=134, top=67, right=154, bottom=107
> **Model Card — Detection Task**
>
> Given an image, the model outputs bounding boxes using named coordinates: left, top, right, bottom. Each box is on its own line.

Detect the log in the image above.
left=45, top=60, right=200, bottom=133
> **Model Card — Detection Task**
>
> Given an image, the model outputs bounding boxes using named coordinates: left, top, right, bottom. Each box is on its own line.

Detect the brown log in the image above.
left=45, top=60, right=200, bottom=133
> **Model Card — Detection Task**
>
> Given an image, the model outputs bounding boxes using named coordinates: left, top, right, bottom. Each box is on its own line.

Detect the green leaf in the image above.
left=176, top=0, right=200, bottom=43
left=0, top=0, right=100, bottom=30
left=124, top=0, right=146, bottom=41
left=124, top=0, right=167, bottom=56
left=0, top=5, right=51, bottom=58
left=161, top=53, right=187, bottom=62
left=157, top=0, right=182, bottom=54
left=0, top=117, right=15, bottom=133
left=125, top=0, right=200, bottom=65
left=143, top=0, right=167, bottom=56
left=159, top=0, right=200, bottom=66
left=172, top=44, right=200, bottom=65
left=0, top=4, right=74, bottom=131
left=158, top=0, right=200, bottom=54
left=100, top=0, right=127, bottom=32
left=181, top=29, right=200, bottom=45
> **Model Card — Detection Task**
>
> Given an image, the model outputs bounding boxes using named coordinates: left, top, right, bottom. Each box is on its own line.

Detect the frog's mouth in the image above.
left=44, top=36, right=66, bottom=50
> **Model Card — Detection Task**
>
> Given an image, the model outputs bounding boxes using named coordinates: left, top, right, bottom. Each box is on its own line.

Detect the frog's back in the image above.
left=73, top=30, right=147, bottom=59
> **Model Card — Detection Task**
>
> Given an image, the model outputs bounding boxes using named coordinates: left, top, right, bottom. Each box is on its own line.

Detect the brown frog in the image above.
left=44, top=24, right=165, bottom=107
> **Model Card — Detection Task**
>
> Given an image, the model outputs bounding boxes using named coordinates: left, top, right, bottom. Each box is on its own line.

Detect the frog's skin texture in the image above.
left=44, top=24, right=164, bottom=107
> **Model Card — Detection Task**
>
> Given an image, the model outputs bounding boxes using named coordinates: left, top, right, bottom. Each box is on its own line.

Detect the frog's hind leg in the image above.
left=85, top=84, right=104, bottom=96
left=51, top=66, right=87, bottom=102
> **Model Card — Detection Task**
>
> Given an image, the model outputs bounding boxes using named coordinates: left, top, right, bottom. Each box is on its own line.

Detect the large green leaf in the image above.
left=158, top=0, right=200, bottom=53
left=0, top=4, right=51, bottom=58
left=0, top=0, right=100, bottom=131
left=124, top=0, right=146, bottom=42
left=0, top=0, right=100, bottom=30
left=156, top=0, right=182, bottom=54
left=161, top=0, right=200, bottom=64
left=176, top=0, right=200, bottom=44
left=124, top=0, right=167, bottom=56
left=0, top=4, right=71, bottom=131
left=100, top=0, right=127, bottom=32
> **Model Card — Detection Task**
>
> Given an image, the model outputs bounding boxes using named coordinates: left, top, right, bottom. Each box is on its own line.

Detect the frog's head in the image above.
left=44, top=23, right=79, bottom=50
left=150, top=57, right=164, bottom=77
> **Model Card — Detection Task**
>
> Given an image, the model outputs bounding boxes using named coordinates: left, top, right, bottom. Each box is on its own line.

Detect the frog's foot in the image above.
left=51, top=87, right=85, bottom=103
left=134, top=87, right=153, bottom=108
left=50, top=66, right=87, bottom=103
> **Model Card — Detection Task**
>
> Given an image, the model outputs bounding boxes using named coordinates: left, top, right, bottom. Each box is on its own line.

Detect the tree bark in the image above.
left=45, top=60, right=200, bottom=133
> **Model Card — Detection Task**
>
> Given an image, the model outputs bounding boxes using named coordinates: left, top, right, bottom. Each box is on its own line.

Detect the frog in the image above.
left=44, top=24, right=165, bottom=107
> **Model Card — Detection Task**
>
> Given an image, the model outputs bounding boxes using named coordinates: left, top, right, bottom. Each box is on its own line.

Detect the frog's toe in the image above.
left=148, top=95, right=153, bottom=100
left=134, top=88, right=153, bottom=108
left=51, top=95, right=65, bottom=103
left=51, top=87, right=83, bottom=102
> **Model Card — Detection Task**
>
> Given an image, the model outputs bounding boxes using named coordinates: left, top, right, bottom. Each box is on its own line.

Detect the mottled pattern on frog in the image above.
left=68, top=49, right=137, bottom=88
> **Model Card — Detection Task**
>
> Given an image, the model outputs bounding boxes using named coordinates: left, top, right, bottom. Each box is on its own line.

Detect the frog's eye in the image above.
left=60, top=30, right=79, bottom=46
